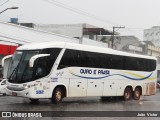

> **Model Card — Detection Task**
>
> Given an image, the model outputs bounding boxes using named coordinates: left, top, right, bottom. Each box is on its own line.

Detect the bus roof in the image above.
left=17, top=42, right=157, bottom=60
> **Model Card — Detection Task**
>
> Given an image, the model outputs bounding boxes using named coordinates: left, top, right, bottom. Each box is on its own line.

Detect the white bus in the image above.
left=3, top=42, right=157, bottom=103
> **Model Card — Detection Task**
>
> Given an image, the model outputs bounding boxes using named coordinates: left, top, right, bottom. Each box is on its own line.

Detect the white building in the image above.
left=21, top=23, right=113, bottom=41
left=97, top=35, right=145, bottom=54
left=144, top=26, right=160, bottom=46
left=143, top=26, right=160, bottom=70
left=22, top=23, right=112, bottom=48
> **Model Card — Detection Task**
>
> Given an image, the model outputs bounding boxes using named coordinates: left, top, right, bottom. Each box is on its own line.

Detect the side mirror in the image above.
left=1, top=55, right=13, bottom=67
left=1, top=55, right=13, bottom=79
left=29, top=54, right=50, bottom=67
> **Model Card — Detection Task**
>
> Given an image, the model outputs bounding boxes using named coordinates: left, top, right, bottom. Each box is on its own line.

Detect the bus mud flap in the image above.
left=146, top=82, right=156, bottom=95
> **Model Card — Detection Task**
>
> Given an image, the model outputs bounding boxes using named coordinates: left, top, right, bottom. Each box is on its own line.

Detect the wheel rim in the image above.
left=135, top=90, right=140, bottom=98
left=55, top=91, right=62, bottom=101
left=124, top=88, right=132, bottom=100
left=125, top=92, right=130, bottom=99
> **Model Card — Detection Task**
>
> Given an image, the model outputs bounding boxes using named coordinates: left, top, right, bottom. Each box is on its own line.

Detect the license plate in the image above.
left=12, top=92, right=17, bottom=96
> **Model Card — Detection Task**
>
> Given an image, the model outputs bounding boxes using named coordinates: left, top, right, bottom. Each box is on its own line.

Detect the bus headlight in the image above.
left=23, top=84, right=31, bottom=89
left=23, top=84, right=28, bottom=89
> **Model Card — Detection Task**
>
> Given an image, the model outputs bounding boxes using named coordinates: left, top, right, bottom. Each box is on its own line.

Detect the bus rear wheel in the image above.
left=52, top=87, right=63, bottom=104
left=133, top=88, right=141, bottom=100
left=123, top=87, right=132, bottom=101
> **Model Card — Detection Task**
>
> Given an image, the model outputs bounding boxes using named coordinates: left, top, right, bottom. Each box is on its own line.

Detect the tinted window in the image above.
left=34, top=48, right=61, bottom=79
left=58, top=49, right=156, bottom=72
left=124, top=56, right=156, bottom=71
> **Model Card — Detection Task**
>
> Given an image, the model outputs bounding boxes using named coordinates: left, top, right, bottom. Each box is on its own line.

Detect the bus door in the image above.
left=45, top=78, right=51, bottom=98
left=87, top=79, right=104, bottom=96
left=69, top=78, right=87, bottom=97
left=103, top=79, right=118, bottom=96
left=33, top=64, right=49, bottom=98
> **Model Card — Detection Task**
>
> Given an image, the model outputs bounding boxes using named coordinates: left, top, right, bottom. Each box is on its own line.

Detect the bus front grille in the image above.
left=7, top=86, right=25, bottom=91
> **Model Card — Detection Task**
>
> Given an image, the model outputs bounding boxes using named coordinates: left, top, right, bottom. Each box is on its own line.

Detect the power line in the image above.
left=125, top=27, right=144, bottom=30
left=0, top=0, right=10, bottom=6
left=0, top=31, right=33, bottom=44
left=121, top=28, right=144, bottom=34
left=118, top=28, right=144, bottom=40
left=0, top=0, right=146, bottom=40
left=42, top=0, right=146, bottom=39
left=42, top=0, right=122, bottom=27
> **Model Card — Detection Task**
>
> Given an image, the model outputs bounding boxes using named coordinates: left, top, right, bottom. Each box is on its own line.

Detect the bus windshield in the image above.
left=7, top=50, right=40, bottom=83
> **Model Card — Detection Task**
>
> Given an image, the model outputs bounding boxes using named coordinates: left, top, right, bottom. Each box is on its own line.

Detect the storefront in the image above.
left=0, top=44, right=18, bottom=78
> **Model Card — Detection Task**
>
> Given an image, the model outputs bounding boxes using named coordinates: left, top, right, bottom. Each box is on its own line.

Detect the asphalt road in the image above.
left=0, top=90, right=160, bottom=120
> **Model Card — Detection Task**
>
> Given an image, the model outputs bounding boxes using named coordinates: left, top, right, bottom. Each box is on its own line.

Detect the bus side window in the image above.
left=58, top=49, right=78, bottom=69
left=34, top=57, right=47, bottom=79
left=34, top=48, right=61, bottom=79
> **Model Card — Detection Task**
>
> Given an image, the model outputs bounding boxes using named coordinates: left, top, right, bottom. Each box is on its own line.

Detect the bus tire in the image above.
left=29, top=98, right=39, bottom=103
left=123, top=87, right=132, bottom=101
left=133, top=88, right=141, bottom=100
left=52, top=87, right=63, bottom=104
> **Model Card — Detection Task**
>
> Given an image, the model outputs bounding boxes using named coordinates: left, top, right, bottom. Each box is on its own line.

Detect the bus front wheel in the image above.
left=123, top=87, right=132, bottom=101
left=133, top=88, right=141, bottom=100
left=52, top=87, right=63, bottom=104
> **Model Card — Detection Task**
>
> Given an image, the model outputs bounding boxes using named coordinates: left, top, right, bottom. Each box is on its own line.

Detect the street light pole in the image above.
left=0, top=7, right=18, bottom=14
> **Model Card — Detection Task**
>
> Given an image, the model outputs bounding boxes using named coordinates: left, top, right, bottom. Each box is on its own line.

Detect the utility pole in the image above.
left=79, top=24, right=84, bottom=44
left=112, top=26, right=125, bottom=48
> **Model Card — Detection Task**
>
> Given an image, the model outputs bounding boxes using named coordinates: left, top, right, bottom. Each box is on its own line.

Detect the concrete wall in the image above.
left=147, top=45, right=160, bottom=57
left=34, top=24, right=83, bottom=38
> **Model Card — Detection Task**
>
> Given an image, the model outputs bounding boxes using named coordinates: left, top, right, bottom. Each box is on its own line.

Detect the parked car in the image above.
left=0, top=79, right=6, bottom=95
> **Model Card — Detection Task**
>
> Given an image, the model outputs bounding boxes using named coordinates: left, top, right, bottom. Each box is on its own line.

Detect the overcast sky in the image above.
left=0, top=0, right=160, bottom=40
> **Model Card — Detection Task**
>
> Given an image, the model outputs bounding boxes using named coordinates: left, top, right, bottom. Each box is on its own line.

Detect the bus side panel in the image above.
left=87, top=79, right=104, bottom=96
left=47, top=78, right=70, bottom=98
left=103, top=79, right=118, bottom=96
left=116, top=81, right=129, bottom=96
left=68, top=78, right=87, bottom=97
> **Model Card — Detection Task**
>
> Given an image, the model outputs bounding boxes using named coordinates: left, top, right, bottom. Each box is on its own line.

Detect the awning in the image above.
left=0, top=44, right=18, bottom=55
